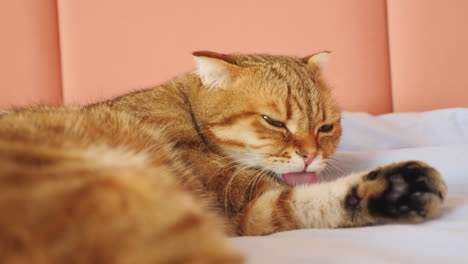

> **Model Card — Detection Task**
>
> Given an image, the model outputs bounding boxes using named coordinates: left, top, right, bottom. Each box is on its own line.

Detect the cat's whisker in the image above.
left=249, top=170, right=268, bottom=201
left=223, top=163, right=251, bottom=214
left=206, top=159, right=240, bottom=185
left=244, top=169, right=268, bottom=202
left=242, top=170, right=262, bottom=199
left=320, top=165, right=332, bottom=179
left=326, top=159, right=345, bottom=175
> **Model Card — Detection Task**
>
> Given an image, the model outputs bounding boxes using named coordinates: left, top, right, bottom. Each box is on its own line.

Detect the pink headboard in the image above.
left=1, top=0, right=467, bottom=114
left=387, top=0, right=468, bottom=112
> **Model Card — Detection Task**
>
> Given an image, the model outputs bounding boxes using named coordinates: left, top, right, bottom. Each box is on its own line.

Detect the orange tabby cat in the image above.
left=0, top=51, right=446, bottom=264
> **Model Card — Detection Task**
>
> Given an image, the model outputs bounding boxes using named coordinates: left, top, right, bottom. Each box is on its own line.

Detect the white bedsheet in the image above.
left=231, top=108, right=468, bottom=264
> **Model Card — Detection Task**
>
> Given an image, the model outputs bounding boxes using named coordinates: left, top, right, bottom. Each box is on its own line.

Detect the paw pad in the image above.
left=366, top=161, right=445, bottom=221
left=345, top=187, right=361, bottom=210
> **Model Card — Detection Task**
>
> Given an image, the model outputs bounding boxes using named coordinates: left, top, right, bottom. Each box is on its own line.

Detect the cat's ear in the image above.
left=192, top=51, right=240, bottom=89
left=303, top=51, right=330, bottom=70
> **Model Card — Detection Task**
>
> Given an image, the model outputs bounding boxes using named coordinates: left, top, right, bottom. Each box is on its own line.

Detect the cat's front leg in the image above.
left=236, top=161, right=447, bottom=235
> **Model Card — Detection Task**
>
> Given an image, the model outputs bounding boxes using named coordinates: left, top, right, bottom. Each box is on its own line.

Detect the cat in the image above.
left=0, top=51, right=447, bottom=264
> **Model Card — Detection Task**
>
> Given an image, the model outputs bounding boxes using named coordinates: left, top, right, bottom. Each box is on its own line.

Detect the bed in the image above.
left=231, top=108, right=468, bottom=264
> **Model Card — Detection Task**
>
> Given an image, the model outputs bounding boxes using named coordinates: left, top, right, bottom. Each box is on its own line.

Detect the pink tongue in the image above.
left=281, top=172, right=318, bottom=186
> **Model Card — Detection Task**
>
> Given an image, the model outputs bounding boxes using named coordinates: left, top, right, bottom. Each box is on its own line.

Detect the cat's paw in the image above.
left=346, top=161, right=447, bottom=223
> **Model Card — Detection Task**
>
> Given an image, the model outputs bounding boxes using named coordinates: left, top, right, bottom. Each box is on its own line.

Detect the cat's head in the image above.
left=191, top=51, right=341, bottom=186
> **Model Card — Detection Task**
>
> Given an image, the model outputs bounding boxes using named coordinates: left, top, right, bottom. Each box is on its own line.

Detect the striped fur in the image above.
left=0, top=52, right=446, bottom=263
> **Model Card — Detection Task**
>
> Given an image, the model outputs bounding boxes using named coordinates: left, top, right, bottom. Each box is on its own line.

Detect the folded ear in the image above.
left=303, top=51, right=330, bottom=70
left=192, top=51, right=240, bottom=89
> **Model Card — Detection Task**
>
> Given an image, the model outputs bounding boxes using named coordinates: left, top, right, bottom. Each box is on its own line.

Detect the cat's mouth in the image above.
left=264, top=170, right=318, bottom=186
left=281, top=172, right=318, bottom=186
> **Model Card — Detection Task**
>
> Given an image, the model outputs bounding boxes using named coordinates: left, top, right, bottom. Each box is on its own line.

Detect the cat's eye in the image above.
left=262, top=115, right=286, bottom=128
left=318, top=124, right=334, bottom=133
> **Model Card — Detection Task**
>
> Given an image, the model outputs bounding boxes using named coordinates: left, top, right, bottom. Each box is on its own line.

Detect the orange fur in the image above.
left=0, top=52, right=446, bottom=263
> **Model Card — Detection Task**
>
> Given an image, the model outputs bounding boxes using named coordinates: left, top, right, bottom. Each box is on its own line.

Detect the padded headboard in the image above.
left=1, top=0, right=467, bottom=114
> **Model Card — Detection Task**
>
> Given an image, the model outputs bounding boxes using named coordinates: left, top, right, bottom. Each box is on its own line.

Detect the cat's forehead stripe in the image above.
left=285, top=84, right=292, bottom=120
left=267, top=101, right=281, bottom=116
left=269, top=65, right=287, bottom=81
left=207, top=111, right=258, bottom=127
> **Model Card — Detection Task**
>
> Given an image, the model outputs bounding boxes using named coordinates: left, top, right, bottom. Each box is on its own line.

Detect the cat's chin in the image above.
left=281, top=172, right=318, bottom=186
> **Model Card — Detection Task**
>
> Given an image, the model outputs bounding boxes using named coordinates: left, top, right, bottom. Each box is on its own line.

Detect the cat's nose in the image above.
left=296, top=151, right=316, bottom=167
